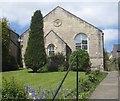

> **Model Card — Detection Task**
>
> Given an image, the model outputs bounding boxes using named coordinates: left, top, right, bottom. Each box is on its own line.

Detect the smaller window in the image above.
left=47, top=44, right=55, bottom=56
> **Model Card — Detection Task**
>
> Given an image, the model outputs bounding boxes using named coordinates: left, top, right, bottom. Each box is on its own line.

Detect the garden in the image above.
left=1, top=10, right=107, bottom=100
left=2, top=68, right=107, bottom=100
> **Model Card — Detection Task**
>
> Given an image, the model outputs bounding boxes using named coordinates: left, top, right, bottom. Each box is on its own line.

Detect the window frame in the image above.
left=47, top=44, right=55, bottom=56
left=74, top=33, right=88, bottom=51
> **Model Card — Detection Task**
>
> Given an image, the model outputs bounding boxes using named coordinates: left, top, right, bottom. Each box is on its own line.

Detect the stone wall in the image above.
left=9, top=30, right=19, bottom=62
left=43, top=7, right=104, bottom=69
left=20, top=30, right=30, bottom=67
left=45, top=30, right=66, bottom=56
left=21, top=6, right=104, bottom=69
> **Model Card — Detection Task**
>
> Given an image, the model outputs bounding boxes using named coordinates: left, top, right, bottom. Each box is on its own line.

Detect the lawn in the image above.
left=2, top=69, right=107, bottom=100
left=2, top=69, right=87, bottom=90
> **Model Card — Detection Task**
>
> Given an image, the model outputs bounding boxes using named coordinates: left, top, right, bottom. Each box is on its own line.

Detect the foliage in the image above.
left=2, top=77, right=27, bottom=101
left=77, top=70, right=107, bottom=100
left=2, top=18, right=18, bottom=71
left=58, top=65, right=65, bottom=72
left=2, top=18, right=10, bottom=71
left=79, top=79, right=92, bottom=92
left=69, top=50, right=90, bottom=71
left=88, top=72, right=98, bottom=83
left=2, top=69, right=107, bottom=100
left=104, top=49, right=110, bottom=71
left=2, top=55, right=18, bottom=71
left=24, top=10, right=46, bottom=72
left=38, top=63, right=48, bottom=73
left=47, top=53, right=66, bottom=72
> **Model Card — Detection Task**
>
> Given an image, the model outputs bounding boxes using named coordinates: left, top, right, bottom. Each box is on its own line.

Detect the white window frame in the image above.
left=75, top=33, right=88, bottom=51
left=47, top=44, right=55, bottom=56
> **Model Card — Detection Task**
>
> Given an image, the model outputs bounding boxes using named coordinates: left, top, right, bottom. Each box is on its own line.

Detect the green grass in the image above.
left=2, top=69, right=87, bottom=90
left=1, top=69, right=107, bottom=100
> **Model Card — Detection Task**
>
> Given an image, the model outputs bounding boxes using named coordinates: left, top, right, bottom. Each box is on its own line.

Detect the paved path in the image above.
left=89, top=71, right=119, bottom=100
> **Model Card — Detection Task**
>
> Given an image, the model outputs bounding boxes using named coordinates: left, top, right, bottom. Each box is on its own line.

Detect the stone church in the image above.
left=21, top=6, right=104, bottom=70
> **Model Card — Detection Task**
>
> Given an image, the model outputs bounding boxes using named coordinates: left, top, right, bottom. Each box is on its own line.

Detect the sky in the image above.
left=0, top=0, right=119, bottom=52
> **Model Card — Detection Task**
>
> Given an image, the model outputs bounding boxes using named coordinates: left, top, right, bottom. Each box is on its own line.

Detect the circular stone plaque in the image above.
left=54, top=19, right=62, bottom=27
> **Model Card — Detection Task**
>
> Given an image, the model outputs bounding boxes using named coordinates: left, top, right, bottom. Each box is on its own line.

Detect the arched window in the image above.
left=47, top=44, right=55, bottom=56
left=74, top=33, right=88, bottom=51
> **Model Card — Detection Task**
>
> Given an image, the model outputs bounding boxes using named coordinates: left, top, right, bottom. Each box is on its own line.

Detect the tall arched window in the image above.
left=47, top=44, right=55, bottom=56
left=74, top=33, right=88, bottom=51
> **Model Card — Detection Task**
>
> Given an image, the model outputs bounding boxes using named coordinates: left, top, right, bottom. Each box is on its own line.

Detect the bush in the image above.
left=48, top=53, right=66, bottom=72
left=88, top=73, right=98, bottom=83
left=79, top=79, right=91, bottom=92
left=38, top=63, right=48, bottom=73
left=77, top=70, right=107, bottom=100
left=2, top=77, right=27, bottom=100
left=87, top=70, right=100, bottom=83
left=69, top=50, right=90, bottom=71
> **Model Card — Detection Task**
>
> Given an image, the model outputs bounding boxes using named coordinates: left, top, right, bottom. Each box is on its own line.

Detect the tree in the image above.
left=2, top=18, right=10, bottom=71
left=1, top=18, right=18, bottom=71
left=24, top=10, right=46, bottom=72
left=69, top=50, right=90, bottom=71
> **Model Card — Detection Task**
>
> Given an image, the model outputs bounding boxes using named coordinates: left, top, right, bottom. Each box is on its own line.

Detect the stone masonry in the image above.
left=21, top=6, right=104, bottom=70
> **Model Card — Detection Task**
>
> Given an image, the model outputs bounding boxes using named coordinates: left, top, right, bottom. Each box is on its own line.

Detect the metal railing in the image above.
left=52, top=54, right=79, bottom=101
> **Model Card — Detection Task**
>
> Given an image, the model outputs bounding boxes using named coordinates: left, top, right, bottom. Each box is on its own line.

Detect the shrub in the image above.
left=79, top=78, right=91, bottom=92
left=48, top=53, right=66, bottom=72
left=77, top=71, right=106, bottom=100
left=58, top=65, right=65, bottom=72
left=69, top=50, right=90, bottom=71
left=38, top=63, right=48, bottom=73
left=2, top=77, right=27, bottom=101
left=87, top=70, right=100, bottom=83
left=88, top=73, right=98, bottom=83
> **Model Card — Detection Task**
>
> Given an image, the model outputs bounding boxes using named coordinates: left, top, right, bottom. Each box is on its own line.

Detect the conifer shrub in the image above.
left=24, top=10, right=46, bottom=72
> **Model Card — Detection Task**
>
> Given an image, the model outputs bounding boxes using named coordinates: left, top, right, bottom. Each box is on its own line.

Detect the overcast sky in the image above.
left=0, top=0, right=119, bottom=52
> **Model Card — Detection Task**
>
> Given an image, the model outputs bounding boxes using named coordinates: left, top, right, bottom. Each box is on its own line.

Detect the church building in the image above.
left=21, top=6, right=104, bottom=70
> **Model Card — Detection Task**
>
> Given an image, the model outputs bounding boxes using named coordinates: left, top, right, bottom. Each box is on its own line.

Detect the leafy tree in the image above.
left=1, top=18, right=18, bottom=71
left=2, top=18, right=10, bottom=71
left=69, top=50, right=90, bottom=71
left=24, top=10, right=46, bottom=72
